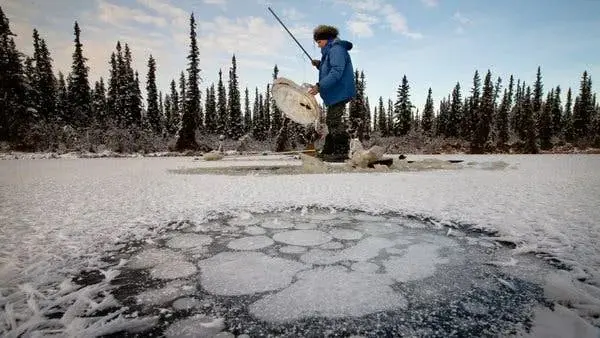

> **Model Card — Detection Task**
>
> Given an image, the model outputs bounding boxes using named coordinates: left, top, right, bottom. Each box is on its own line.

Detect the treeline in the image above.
left=357, top=68, right=600, bottom=153
left=1, top=5, right=599, bottom=154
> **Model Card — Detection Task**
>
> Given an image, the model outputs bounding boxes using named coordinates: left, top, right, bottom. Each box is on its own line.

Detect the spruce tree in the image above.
left=522, top=86, right=538, bottom=153
left=227, top=55, right=243, bottom=139
left=552, top=86, right=562, bottom=136
left=435, top=97, right=447, bottom=136
left=216, top=69, right=227, bottom=136
left=179, top=71, right=186, bottom=119
left=471, top=70, right=494, bottom=153
left=169, top=79, right=180, bottom=135
left=176, top=13, right=200, bottom=150
left=270, top=65, right=282, bottom=133
left=0, top=6, right=27, bottom=142
left=422, top=88, right=434, bottom=135
left=67, top=21, right=91, bottom=127
left=533, top=66, right=543, bottom=123
left=538, top=89, right=554, bottom=150
left=377, top=96, right=386, bottom=136
left=264, top=84, right=272, bottom=137
left=349, top=70, right=366, bottom=138
left=244, top=87, right=252, bottom=133
left=393, top=75, right=411, bottom=136
left=91, top=78, right=107, bottom=126
left=572, top=71, right=593, bottom=140
left=56, top=72, right=68, bottom=124
left=32, top=30, right=56, bottom=121
left=204, top=84, right=217, bottom=134
left=364, top=95, right=371, bottom=139
left=107, top=51, right=119, bottom=125
left=145, top=54, right=160, bottom=133
left=495, top=75, right=513, bottom=148
left=448, top=83, right=462, bottom=137
left=465, top=70, right=481, bottom=140
left=562, top=87, right=575, bottom=142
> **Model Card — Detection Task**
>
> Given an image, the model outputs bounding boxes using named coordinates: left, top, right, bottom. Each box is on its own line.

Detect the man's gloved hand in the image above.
left=311, top=59, right=320, bottom=68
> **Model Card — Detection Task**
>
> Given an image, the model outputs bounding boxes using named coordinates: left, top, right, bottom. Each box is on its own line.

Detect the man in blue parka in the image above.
left=308, top=25, right=356, bottom=162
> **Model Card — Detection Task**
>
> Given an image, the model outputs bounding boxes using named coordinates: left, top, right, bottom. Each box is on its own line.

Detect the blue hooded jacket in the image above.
left=317, top=39, right=356, bottom=106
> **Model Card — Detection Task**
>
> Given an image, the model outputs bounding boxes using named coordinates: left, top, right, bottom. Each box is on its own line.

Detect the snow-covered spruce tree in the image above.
left=227, top=55, right=243, bottom=139
left=470, top=70, right=494, bottom=153
left=56, top=72, right=68, bottom=124
left=91, top=78, right=107, bottom=126
left=0, top=5, right=28, bottom=143
left=216, top=69, right=227, bottom=136
left=178, top=71, right=186, bottom=121
left=421, top=88, right=434, bottom=136
left=32, top=30, right=57, bottom=122
left=145, top=54, right=161, bottom=133
left=243, top=87, right=252, bottom=133
left=66, top=21, right=91, bottom=128
left=393, top=75, right=411, bottom=136
left=176, top=13, right=201, bottom=150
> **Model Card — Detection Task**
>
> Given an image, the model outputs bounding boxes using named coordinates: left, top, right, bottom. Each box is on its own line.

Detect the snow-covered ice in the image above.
left=272, top=229, right=333, bottom=246
left=226, top=235, right=274, bottom=250
left=197, top=251, right=308, bottom=296
left=249, top=266, right=408, bottom=322
left=1, top=154, right=599, bottom=336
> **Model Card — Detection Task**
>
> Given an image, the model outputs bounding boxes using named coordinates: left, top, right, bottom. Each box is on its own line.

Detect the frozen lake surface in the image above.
left=0, top=154, right=599, bottom=337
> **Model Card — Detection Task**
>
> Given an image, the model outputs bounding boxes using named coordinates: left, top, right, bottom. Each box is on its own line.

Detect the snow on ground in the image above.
left=0, top=153, right=599, bottom=336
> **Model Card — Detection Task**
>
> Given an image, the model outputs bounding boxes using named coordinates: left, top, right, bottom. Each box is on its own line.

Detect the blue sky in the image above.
left=4, top=0, right=600, bottom=111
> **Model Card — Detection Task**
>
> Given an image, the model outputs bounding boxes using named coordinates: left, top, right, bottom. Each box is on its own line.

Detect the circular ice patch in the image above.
left=261, top=218, right=294, bottom=229
left=244, top=226, right=266, bottom=235
left=166, top=233, right=213, bottom=249
left=151, top=261, right=197, bottom=280
left=127, top=248, right=186, bottom=269
left=351, top=262, right=380, bottom=273
left=164, top=315, right=225, bottom=338
left=329, top=229, right=363, bottom=240
left=197, top=252, right=308, bottom=295
left=272, top=230, right=333, bottom=246
left=227, top=236, right=274, bottom=251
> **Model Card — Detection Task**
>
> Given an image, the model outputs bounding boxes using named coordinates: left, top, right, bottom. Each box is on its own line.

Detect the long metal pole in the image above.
left=267, top=7, right=313, bottom=61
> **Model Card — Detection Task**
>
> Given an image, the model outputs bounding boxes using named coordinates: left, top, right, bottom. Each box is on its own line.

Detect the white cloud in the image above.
left=197, top=16, right=286, bottom=56
left=382, top=4, right=423, bottom=39
left=347, top=13, right=378, bottom=37
left=453, top=11, right=471, bottom=25
left=97, top=0, right=167, bottom=28
left=136, top=0, right=189, bottom=28
left=334, top=0, right=383, bottom=12
left=421, top=0, right=439, bottom=8
left=453, top=11, right=472, bottom=34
